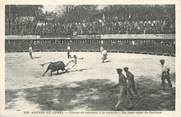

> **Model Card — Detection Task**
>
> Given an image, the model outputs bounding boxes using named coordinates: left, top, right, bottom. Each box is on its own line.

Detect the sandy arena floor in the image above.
left=5, top=52, right=175, bottom=111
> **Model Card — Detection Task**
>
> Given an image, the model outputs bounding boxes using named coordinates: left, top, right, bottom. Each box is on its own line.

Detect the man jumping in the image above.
left=66, top=55, right=84, bottom=70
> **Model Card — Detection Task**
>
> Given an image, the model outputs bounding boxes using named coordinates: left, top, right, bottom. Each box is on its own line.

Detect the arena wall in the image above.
left=5, top=34, right=175, bottom=56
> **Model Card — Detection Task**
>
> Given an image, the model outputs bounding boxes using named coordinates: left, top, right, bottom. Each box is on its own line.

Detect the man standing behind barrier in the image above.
left=160, top=59, right=172, bottom=90
left=124, top=67, right=138, bottom=97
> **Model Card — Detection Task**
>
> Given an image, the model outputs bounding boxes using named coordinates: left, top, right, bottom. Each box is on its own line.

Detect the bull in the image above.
left=41, top=61, right=68, bottom=76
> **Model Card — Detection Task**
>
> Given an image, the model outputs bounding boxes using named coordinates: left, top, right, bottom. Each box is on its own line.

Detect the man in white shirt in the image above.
left=29, top=45, right=33, bottom=59
left=65, top=55, right=84, bottom=71
left=160, top=59, right=172, bottom=90
left=100, top=45, right=104, bottom=53
left=101, top=49, right=107, bottom=63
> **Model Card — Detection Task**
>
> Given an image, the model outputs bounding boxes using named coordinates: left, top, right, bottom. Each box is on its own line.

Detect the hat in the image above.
left=73, top=55, right=77, bottom=58
left=116, top=68, right=122, bottom=73
left=160, top=59, right=165, bottom=64
left=167, top=68, right=170, bottom=72
left=123, top=67, right=129, bottom=71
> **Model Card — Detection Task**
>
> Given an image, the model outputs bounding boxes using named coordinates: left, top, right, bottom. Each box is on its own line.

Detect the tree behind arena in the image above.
left=58, top=5, right=99, bottom=23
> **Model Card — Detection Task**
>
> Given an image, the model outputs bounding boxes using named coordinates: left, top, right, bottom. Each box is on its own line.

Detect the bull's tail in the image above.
left=40, top=62, right=52, bottom=67
left=78, top=57, right=84, bottom=60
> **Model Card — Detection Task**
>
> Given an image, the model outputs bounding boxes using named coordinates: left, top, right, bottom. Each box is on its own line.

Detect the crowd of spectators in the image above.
left=5, top=18, right=175, bottom=36
left=5, top=11, right=175, bottom=36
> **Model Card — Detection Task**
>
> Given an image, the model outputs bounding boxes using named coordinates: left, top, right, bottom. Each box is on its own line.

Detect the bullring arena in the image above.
left=5, top=35, right=175, bottom=111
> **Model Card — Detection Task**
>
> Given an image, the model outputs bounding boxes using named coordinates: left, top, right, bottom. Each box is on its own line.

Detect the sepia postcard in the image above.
left=0, top=0, right=181, bottom=117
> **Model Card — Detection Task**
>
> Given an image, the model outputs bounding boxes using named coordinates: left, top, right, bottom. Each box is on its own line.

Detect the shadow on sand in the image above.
left=48, top=68, right=88, bottom=76
left=103, top=60, right=111, bottom=63
left=6, top=73, right=175, bottom=111
left=32, top=56, right=41, bottom=59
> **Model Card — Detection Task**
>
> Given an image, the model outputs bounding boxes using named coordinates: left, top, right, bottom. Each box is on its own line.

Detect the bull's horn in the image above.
left=40, top=64, right=44, bottom=67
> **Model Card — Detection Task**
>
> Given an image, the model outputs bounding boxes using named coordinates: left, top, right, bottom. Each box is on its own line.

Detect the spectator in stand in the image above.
left=6, top=8, right=175, bottom=36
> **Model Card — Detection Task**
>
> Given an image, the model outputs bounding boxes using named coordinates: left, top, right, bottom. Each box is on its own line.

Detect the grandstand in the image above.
left=5, top=5, right=175, bottom=36
left=5, top=5, right=175, bottom=56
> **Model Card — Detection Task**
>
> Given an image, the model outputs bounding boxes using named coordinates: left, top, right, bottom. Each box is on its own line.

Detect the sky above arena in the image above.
left=43, top=5, right=57, bottom=12
left=43, top=5, right=107, bottom=12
